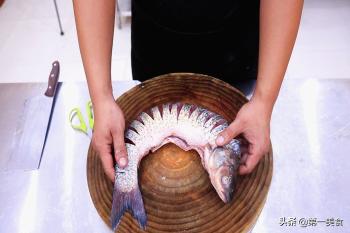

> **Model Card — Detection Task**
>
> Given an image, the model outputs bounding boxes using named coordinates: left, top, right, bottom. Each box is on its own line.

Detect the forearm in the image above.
left=73, top=0, right=116, bottom=106
left=253, top=0, right=303, bottom=113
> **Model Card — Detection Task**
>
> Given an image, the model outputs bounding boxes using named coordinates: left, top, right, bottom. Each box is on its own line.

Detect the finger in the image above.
left=112, top=132, right=128, bottom=168
left=216, top=119, right=242, bottom=146
left=100, top=152, right=116, bottom=182
left=239, top=147, right=262, bottom=175
left=240, top=153, right=249, bottom=165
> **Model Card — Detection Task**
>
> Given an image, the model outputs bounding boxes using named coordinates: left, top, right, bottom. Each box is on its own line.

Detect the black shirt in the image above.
left=131, top=0, right=260, bottom=85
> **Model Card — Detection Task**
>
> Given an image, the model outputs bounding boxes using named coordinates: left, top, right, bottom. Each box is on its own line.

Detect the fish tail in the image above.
left=111, top=186, right=147, bottom=230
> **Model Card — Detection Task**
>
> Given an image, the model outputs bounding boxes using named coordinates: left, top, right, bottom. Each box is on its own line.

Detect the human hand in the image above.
left=92, top=98, right=128, bottom=181
left=216, top=98, right=271, bottom=175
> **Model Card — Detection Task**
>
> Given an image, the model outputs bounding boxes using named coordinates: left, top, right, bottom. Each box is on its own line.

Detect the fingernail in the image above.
left=119, top=157, right=127, bottom=167
left=216, top=136, right=224, bottom=144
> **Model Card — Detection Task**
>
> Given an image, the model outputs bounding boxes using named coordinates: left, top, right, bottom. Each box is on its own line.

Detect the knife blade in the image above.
left=7, top=61, right=60, bottom=170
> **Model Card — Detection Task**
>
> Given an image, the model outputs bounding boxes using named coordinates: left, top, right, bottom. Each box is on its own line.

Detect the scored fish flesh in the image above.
left=111, top=102, right=242, bottom=230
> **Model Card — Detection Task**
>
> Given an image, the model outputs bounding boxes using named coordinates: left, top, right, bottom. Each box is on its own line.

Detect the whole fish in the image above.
left=111, top=103, right=242, bottom=230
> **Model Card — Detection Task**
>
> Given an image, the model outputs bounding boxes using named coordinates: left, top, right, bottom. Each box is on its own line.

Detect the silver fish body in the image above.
left=111, top=103, right=241, bottom=230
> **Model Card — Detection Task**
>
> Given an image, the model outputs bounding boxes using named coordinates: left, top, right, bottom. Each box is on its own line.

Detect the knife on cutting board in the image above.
left=6, top=61, right=60, bottom=170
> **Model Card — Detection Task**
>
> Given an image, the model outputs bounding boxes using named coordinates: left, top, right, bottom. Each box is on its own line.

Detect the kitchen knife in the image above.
left=7, top=61, right=60, bottom=170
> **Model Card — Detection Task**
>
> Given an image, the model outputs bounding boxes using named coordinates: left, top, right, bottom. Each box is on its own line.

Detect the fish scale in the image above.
left=211, top=124, right=228, bottom=137
left=177, top=104, right=192, bottom=133
left=162, top=103, right=178, bottom=130
left=188, top=107, right=203, bottom=124
left=115, top=143, right=138, bottom=192
left=139, top=112, right=154, bottom=129
left=151, top=107, right=162, bottom=122
left=170, top=104, right=178, bottom=121
left=178, top=104, right=192, bottom=121
left=125, top=130, right=141, bottom=145
left=129, top=120, right=145, bottom=135
left=162, top=103, right=171, bottom=116
left=111, top=102, right=242, bottom=231
left=204, top=115, right=223, bottom=132
left=196, top=110, right=211, bottom=127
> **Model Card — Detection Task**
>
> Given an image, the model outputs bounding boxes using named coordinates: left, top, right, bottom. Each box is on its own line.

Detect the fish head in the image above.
left=208, top=146, right=240, bottom=203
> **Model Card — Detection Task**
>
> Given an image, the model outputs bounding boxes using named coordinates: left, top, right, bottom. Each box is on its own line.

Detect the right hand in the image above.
left=92, top=98, right=128, bottom=182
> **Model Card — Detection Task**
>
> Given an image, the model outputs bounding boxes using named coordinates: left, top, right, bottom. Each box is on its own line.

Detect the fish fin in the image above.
left=111, top=186, right=147, bottom=230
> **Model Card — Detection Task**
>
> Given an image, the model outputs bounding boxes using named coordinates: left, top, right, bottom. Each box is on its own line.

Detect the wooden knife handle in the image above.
left=45, top=61, right=60, bottom=97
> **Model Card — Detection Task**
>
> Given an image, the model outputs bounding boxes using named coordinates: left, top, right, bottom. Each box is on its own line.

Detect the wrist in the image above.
left=251, top=82, right=278, bottom=112
left=89, top=82, right=114, bottom=103
left=91, top=90, right=115, bottom=113
left=250, top=93, right=274, bottom=120
left=93, top=92, right=114, bottom=103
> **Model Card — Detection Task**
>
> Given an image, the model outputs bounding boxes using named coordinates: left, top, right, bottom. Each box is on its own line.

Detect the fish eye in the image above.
left=229, top=166, right=235, bottom=173
left=221, top=176, right=232, bottom=187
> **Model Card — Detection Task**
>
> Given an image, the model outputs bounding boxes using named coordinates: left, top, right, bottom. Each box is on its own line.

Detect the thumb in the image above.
left=216, top=119, right=242, bottom=146
left=112, top=132, right=128, bottom=168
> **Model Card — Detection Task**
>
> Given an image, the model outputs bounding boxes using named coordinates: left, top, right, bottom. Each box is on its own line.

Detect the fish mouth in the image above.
left=218, top=191, right=227, bottom=203
left=224, top=189, right=234, bottom=203
left=216, top=174, right=235, bottom=203
left=217, top=188, right=233, bottom=203
left=211, top=170, right=235, bottom=203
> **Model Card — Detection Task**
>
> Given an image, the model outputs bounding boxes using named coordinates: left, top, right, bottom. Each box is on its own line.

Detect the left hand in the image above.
left=216, top=97, right=272, bottom=175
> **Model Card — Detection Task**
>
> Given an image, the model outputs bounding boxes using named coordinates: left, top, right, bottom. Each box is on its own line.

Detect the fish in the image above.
left=111, top=102, right=242, bottom=230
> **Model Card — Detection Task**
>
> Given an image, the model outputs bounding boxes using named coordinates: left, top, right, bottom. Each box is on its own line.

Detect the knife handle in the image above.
left=45, top=61, right=60, bottom=97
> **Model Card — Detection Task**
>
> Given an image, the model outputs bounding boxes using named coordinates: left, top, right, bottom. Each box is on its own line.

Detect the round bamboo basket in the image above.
left=87, top=73, right=273, bottom=233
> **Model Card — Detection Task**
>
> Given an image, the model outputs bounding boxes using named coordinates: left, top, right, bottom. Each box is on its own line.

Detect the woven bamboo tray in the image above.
left=87, top=73, right=273, bottom=233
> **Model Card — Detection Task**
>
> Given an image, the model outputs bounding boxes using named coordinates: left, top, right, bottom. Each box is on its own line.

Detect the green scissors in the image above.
left=69, top=100, right=94, bottom=138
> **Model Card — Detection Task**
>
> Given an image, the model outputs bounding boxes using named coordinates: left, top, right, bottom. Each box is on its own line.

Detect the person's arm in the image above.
left=217, top=0, right=303, bottom=174
left=73, top=0, right=128, bottom=181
